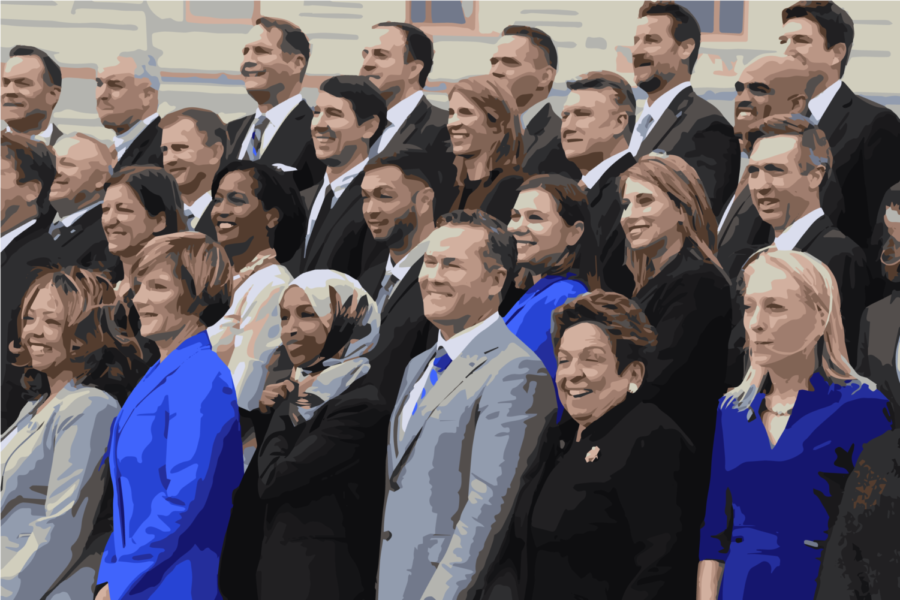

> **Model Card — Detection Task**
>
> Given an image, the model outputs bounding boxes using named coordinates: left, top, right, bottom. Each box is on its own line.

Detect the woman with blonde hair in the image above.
left=618, top=153, right=732, bottom=469
left=442, top=75, right=525, bottom=221
left=698, top=249, right=892, bottom=600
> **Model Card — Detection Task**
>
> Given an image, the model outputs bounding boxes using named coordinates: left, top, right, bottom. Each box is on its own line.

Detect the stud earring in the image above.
left=628, top=383, right=638, bottom=394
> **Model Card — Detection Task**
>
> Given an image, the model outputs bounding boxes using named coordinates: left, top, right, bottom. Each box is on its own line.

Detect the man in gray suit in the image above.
left=378, top=210, right=557, bottom=600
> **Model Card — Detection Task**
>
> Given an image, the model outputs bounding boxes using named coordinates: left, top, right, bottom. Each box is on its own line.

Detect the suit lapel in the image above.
left=0, top=387, right=71, bottom=486
left=304, top=173, right=365, bottom=267
left=793, top=215, right=832, bottom=252
left=375, top=98, right=429, bottom=161
left=381, top=258, right=423, bottom=320
left=817, top=83, right=854, bottom=141
left=388, top=349, right=434, bottom=467
left=228, top=116, right=254, bottom=161
left=262, top=101, right=313, bottom=165
left=525, top=104, right=554, bottom=154
left=57, top=205, right=102, bottom=249
left=721, top=185, right=751, bottom=237
left=117, top=117, right=160, bottom=167
left=638, top=88, right=692, bottom=158
left=49, top=124, right=63, bottom=147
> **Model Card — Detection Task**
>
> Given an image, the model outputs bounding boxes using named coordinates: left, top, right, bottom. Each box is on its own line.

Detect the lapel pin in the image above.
left=585, top=446, right=600, bottom=463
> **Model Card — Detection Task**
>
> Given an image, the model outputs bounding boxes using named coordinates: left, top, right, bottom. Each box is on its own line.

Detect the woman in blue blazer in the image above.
left=503, top=175, right=600, bottom=420
left=698, top=250, right=893, bottom=600
left=97, top=233, right=244, bottom=600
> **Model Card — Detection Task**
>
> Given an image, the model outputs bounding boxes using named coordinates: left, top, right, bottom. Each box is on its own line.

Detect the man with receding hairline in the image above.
left=490, top=25, right=580, bottom=179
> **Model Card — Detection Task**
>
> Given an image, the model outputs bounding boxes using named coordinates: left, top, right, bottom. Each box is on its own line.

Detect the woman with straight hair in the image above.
left=443, top=75, right=525, bottom=221
left=618, top=153, right=733, bottom=469
left=698, top=249, right=893, bottom=600
left=503, top=174, right=600, bottom=420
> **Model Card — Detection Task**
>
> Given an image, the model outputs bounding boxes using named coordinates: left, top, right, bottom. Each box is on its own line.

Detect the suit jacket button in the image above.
left=383, top=531, right=392, bottom=541
left=734, top=536, right=744, bottom=543
left=389, top=481, right=399, bottom=491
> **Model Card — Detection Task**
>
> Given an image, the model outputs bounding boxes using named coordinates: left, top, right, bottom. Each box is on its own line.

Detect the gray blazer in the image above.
left=1, top=382, right=119, bottom=600
left=377, top=318, right=556, bottom=600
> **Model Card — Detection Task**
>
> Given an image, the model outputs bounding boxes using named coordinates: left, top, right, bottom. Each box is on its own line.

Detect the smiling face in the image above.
left=556, top=322, right=638, bottom=424
left=1, top=149, right=40, bottom=224
left=50, top=138, right=111, bottom=205
left=279, top=286, right=332, bottom=368
left=360, top=27, right=419, bottom=100
left=489, top=35, right=552, bottom=110
left=561, top=88, right=627, bottom=165
left=241, top=25, right=305, bottom=97
left=162, top=118, right=223, bottom=196
left=211, top=170, right=277, bottom=253
left=361, top=165, right=422, bottom=248
left=508, top=189, right=583, bottom=271
left=743, top=260, right=824, bottom=368
left=21, top=285, right=71, bottom=376
left=1, top=55, right=59, bottom=128
left=734, top=58, right=810, bottom=143
left=620, top=176, right=683, bottom=252
left=748, top=135, right=822, bottom=231
left=780, top=17, right=843, bottom=79
left=311, top=91, right=374, bottom=165
left=447, top=92, right=495, bottom=158
left=632, top=15, right=689, bottom=94
left=132, top=262, right=195, bottom=341
left=102, top=183, right=165, bottom=258
left=95, top=57, right=155, bottom=131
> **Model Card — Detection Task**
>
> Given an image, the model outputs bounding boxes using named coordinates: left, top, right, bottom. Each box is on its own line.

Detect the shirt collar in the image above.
left=0, top=218, right=37, bottom=252
left=386, top=90, right=424, bottom=129
left=6, top=122, right=55, bottom=142
left=256, top=93, right=304, bottom=131
left=520, top=99, right=551, bottom=131
left=581, top=149, right=632, bottom=190
left=640, top=81, right=692, bottom=124
left=114, top=112, right=159, bottom=149
left=385, top=239, right=429, bottom=280
left=809, top=80, right=843, bottom=123
left=774, top=207, right=825, bottom=251
left=436, top=312, right=501, bottom=361
left=54, top=200, right=102, bottom=228
left=186, top=190, right=213, bottom=220
left=322, top=158, right=368, bottom=196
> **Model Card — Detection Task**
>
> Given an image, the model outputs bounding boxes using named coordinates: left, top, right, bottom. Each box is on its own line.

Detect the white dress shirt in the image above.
left=629, top=81, right=692, bottom=156
left=808, top=80, right=843, bottom=125
left=384, top=240, right=429, bottom=288
left=184, top=191, right=214, bottom=231
left=114, top=113, right=159, bottom=160
left=5, top=121, right=54, bottom=143
left=519, top=99, right=551, bottom=133
left=580, top=150, right=632, bottom=190
left=773, top=207, right=825, bottom=251
left=49, top=200, right=102, bottom=237
left=399, top=312, right=501, bottom=431
left=304, top=158, right=369, bottom=253
left=373, top=90, right=424, bottom=157
left=0, top=218, right=36, bottom=252
left=238, top=93, right=305, bottom=160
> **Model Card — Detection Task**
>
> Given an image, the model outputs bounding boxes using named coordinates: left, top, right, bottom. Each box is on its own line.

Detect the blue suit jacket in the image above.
left=503, top=273, right=588, bottom=421
left=99, top=331, right=243, bottom=600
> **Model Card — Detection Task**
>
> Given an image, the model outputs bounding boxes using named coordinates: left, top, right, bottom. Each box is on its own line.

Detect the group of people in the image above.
left=1, top=1, right=899, bottom=599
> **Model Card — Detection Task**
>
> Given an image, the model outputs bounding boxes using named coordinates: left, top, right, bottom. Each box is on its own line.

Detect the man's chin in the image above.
left=636, top=75, right=664, bottom=95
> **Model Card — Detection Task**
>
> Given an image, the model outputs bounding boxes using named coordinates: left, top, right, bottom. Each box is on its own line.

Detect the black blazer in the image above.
left=438, top=167, right=526, bottom=223
left=521, top=104, right=581, bottom=180
left=632, top=243, right=733, bottom=471
left=359, top=256, right=438, bottom=403
left=284, top=174, right=387, bottom=279
left=225, top=100, right=325, bottom=192
left=220, top=380, right=390, bottom=600
left=634, top=87, right=740, bottom=215
left=116, top=116, right=163, bottom=168
left=192, top=200, right=218, bottom=240
left=372, top=96, right=451, bottom=160
left=585, top=151, right=637, bottom=296
left=857, top=293, right=900, bottom=411
left=484, top=398, right=699, bottom=600
left=716, top=184, right=771, bottom=282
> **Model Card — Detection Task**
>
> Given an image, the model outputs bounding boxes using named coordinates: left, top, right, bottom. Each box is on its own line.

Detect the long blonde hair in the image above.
left=618, top=154, right=721, bottom=293
left=724, top=249, right=875, bottom=411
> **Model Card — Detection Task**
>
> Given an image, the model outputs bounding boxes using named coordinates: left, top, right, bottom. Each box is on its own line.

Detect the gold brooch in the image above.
left=585, top=446, right=600, bottom=463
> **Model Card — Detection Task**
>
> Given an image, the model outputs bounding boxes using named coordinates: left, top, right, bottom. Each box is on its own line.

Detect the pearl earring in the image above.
left=628, top=383, right=638, bottom=394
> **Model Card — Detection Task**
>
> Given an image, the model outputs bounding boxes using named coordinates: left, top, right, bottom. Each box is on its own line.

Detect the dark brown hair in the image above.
left=501, top=25, right=558, bottom=70
left=782, top=1, right=854, bottom=77
left=638, top=1, right=702, bottom=73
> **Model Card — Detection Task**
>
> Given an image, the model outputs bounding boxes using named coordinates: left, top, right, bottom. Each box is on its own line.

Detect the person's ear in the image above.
left=807, top=163, right=826, bottom=190
left=537, top=66, right=556, bottom=92
left=210, top=142, right=225, bottom=165
left=408, top=60, right=424, bottom=86
left=614, top=111, right=630, bottom=138
left=265, top=206, right=282, bottom=231
left=46, top=85, right=61, bottom=110
left=292, top=54, right=307, bottom=78
left=414, top=186, right=435, bottom=221
left=362, top=115, right=380, bottom=143
left=678, top=39, right=696, bottom=65
left=151, top=212, right=166, bottom=234
left=624, top=360, right=646, bottom=392
left=488, top=266, right=507, bottom=298
left=565, top=220, right=585, bottom=247
left=20, top=180, right=42, bottom=205
left=790, top=93, right=809, bottom=115
left=829, top=43, right=847, bottom=70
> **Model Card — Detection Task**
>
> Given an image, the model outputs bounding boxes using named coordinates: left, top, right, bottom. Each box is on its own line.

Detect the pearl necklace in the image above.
left=765, top=404, right=794, bottom=416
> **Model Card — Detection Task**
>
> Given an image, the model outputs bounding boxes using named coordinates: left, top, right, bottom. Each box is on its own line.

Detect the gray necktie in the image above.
left=376, top=271, right=399, bottom=314
left=247, top=115, right=269, bottom=161
left=48, top=220, right=66, bottom=241
left=636, top=113, right=655, bottom=141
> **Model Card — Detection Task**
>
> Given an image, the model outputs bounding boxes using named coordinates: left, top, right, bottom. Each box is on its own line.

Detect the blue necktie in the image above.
left=412, top=348, right=453, bottom=416
left=248, top=115, right=269, bottom=161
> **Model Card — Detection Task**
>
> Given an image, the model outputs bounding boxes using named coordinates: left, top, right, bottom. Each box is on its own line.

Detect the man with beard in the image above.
left=2, top=46, right=63, bottom=145
left=225, top=16, right=324, bottom=192
left=629, top=1, right=739, bottom=214
left=96, top=50, right=163, bottom=168
left=161, top=108, right=227, bottom=239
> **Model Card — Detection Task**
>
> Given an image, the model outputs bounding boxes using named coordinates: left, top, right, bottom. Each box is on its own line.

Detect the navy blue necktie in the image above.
left=412, top=348, right=453, bottom=416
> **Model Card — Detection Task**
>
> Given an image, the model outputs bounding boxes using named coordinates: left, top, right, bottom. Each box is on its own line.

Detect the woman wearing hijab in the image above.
left=219, top=270, right=387, bottom=600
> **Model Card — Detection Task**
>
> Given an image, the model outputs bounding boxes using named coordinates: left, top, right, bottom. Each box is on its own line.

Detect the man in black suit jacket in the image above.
left=560, top=71, right=636, bottom=296
left=284, top=76, right=388, bottom=279
left=781, top=1, right=900, bottom=252
left=225, top=16, right=324, bottom=192
left=96, top=50, right=164, bottom=168
left=630, top=2, right=740, bottom=214
left=358, top=148, right=447, bottom=401
left=361, top=22, right=451, bottom=164
left=1, top=132, right=56, bottom=431
left=161, top=108, right=227, bottom=239
left=489, top=25, right=580, bottom=180
left=2, top=46, right=63, bottom=146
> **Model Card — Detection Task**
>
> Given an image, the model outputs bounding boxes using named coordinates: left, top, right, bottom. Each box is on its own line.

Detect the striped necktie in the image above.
left=248, top=115, right=269, bottom=161
left=412, top=348, right=453, bottom=416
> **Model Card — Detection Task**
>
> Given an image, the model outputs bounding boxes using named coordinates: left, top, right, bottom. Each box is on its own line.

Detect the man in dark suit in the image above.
left=749, top=114, right=868, bottom=362
left=161, top=108, right=226, bottom=239
left=560, top=71, right=636, bottom=296
left=1, top=132, right=56, bottom=431
left=96, top=50, right=163, bottom=168
left=629, top=1, right=740, bottom=214
left=490, top=25, right=580, bottom=180
left=358, top=147, right=449, bottom=402
left=2, top=46, right=63, bottom=145
left=284, top=76, right=388, bottom=279
left=225, top=16, right=324, bottom=192
left=781, top=1, right=900, bottom=253
left=361, top=22, right=450, bottom=164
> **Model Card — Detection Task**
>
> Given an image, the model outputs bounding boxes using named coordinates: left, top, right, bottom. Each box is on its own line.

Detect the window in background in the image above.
left=680, top=1, right=748, bottom=41
left=185, top=0, right=261, bottom=25
left=408, top=1, right=477, bottom=30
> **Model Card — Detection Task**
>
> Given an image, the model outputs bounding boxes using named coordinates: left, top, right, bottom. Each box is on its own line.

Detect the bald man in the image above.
left=717, top=56, right=823, bottom=281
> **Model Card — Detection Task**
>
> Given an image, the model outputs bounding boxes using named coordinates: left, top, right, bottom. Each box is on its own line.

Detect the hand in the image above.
left=95, top=584, right=111, bottom=600
left=259, top=379, right=296, bottom=414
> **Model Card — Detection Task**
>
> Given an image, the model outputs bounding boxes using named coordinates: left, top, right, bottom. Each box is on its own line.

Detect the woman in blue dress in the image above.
left=698, top=249, right=893, bottom=600
left=503, top=174, right=601, bottom=420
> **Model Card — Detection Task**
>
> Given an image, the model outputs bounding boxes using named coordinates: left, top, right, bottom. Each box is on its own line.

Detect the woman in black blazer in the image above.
left=484, top=290, right=699, bottom=599
left=219, top=270, right=388, bottom=600
left=618, top=153, right=732, bottom=472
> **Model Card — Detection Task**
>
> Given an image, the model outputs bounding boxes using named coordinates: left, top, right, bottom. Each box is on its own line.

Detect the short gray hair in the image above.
left=118, top=50, right=161, bottom=90
left=54, top=132, right=115, bottom=175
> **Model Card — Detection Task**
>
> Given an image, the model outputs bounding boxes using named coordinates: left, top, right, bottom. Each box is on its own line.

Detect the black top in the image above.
left=857, top=293, right=900, bottom=410
left=116, top=116, right=163, bottom=168
left=521, top=104, right=581, bottom=181
left=459, top=177, right=481, bottom=211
